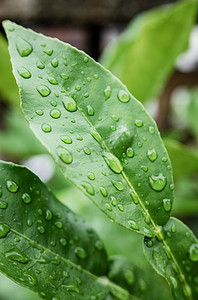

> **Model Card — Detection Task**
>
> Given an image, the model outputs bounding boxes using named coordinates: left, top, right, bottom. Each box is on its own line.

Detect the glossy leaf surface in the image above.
left=100, top=0, right=197, bottom=103
left=144, top=217, right=198, bottom=300
left=4, top=21, right=174, bottom=238
left=0, top=160, right=112, bottom=300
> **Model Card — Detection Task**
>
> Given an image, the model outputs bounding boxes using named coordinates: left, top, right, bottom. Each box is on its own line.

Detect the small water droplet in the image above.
left=104, top=86, right=111, bottom=100
left=48, top=76, right=58, bottom=85
left=95, top=240, right=103, bottom=251
left=84, top=56, right=88, bottom=63
left=56, top=146, right=73, bottom=164
left=135, top=120, right=143, bottom=127
left=147, top=149, right=157, bottom=162
left=91, top=131, right=105, bottom=149
left=51, top=58, right=59, bottom=68
left=170, top=184, right=174, bottom=191
left=0, top=201, right=8, bottom=209
left=23, top=272, right=37, bottom=286
left=37, top=85, right=51, bottom=97
left=171, top=224, right=176, bottom=233
left=5, top=248, right=30, bottom=263
left=149, top=173, right=167, bottom=191
left=41, top=123, right=52, bottom=133
left=35, top=110, right=44, bottom=116
left=83, top=147, right=91, bottom=155
left=110, top=196, right=117, bottom=206
left=50, top=109, right=61, bottom=119
left=82, top=182, right=95, bottom=195
left=163, top=198, right=171, bottom=212
left=61, top=135, right=72, bottom=144
left=144, top=237, right=153, bottom=247
left=62, top=96, right=77, bottom=112
left=87, top=105, right=94, bottom=116
left=105, top=203, right=112, bottom=211
left=75, top=247, right=87, bottom=259
left=87, top=172, right=95, bottom=180
left=22, top=193, right=31, bottom=204
left=103, top=152, right=123, bottom=174
left=0, top=223, right=10, bottom=238
left=16, top=37, right=33, bottom=57
left=130, top=190, right=139, bottom=204
left=61, top=73, right=69, bottom=79
left=111, top=179, right=124, bottom=191
left=188, top=243, right=198, bottom=262
left=149, top=126, right=155, bottom=134
left=6, top=180, right=18, bottom=193
left=126, top=147, right=134, bottom=158
left=84, top=92, right=89, bottom=98
left=37, top=62, right=45, bottom=69
left=55, top=221, right=63, bottom=229
left=183, top=284, right=192, bottom=298
left=111, top=115, right=119, bottom=122
left=118, top=90, right=130, bottom=103
left=45, top=209, right=53, bottom=221
left=17, top=67, right=31, bottom=79
left=43, top=49, right=53, bottom=56
left=118, top=204, right=124, bottom=211
left=99, top=187, right=108, bottom=197
left=37, top=226, right=45, bottom=234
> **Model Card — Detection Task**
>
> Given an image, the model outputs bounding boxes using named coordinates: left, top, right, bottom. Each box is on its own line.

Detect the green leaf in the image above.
left=4, top=21, right=174, bottom=238
left=0, top=33, right=19, bottom=105
left=187, top=88, right=198, bottom=143
left=100, top=0, right=197, bottom=103
left=164, top=138, right=198, bottom=178
left=144, top=217, right=198, bottom=300
left=0, top=160, right=113, bottom=299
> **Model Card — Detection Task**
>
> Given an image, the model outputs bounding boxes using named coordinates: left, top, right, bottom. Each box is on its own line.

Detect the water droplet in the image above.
left=103, top=152, right=123, bottom=174
left=51, top=58, right=59, bottom=67
left=135, top=120, right=143, bottom=127
left=144, top=237, right=153, bottom=247
left=87, top=172, right=95, bottom=180
left=0, top=201, right=8, bottom=209
left=126, top=147, right=134, bottom=158
left=163, top=198, right=171, bottom=212
left=111, top=115, right=119, bottom=122
left=84, top=56, right=88, bottom=63
left=188, top=243, right=198, bottom=262
left=62, top=283, right=81, bottom=294
left=41, top=123, right=52, bottom=133
left=48, top=76, right=58, bottom=85
left=6, top=180, right=18, bottom=193
left=61, top=135, right=72, bottom=144
left=84, top=92, right=89, bottom=98
left=82, top=182, right=95, bottom=195
left=37, top=226, right=45, bottom=234
left=75, top=247, right=87, bottom=259
left=0, top=223, right=10, bottom=238
left=130, top=190, right=139, bottom=204
left=141, top=165, right=148, bottom=172
left=45, top=209, right=53, bottom=221
left=111, top=179, right=124, bottom=191
left=37, top=62, right=45, bottom=69
left=183, top=284, right=192, bottom=298
left=147, top=149, right=157, bottom=162
left=105, top=203, right=112, bottom=211
left=17, top=67, right=31, bottom=79
left=149, top=126, right=155, bottom=134
left=171, top=224, right=176, bottom=233
left=149, top=173, right=167, bottom=191
left=99, top=187, right=108, bottom=197
left=110, top=125, right=116, bottom=131
left=22, top=193, right=31, bottom=204
left=5, top=248, right=30, bottom=263
left=83, top=147, right=91, bottom=155
left=104, top=86, right=111, bottom=100
left=162, top=157, right=168, bottom=162
left=91, top=131, right=105, bottom=149
left=110, top=196, right=117, bottom=206
left=37, top=85, right=51, bottom=97
left=118, top=90, right=130, bottom=103
left=43, top=49, right=53, bottom=56
left=50, top=109, right=61, bottom=119
left=95, top=240, right=103, bottom=251
left=170, top=184, right=174, bottom=191
left=35, top=110, right=44, bottom=116
left=87, top=105, right=94, bottom=116
left=16, top=37, right=33, bottom=57
left=27, top=220, right=32, bottom=227
left=56, top=146, right=73, bottom=164
left=55, top=221, right=63, bottom=229
left=23, top=272, right=37, bottom=286
left=143, top=227, right=153, bottom=237
left=62, top=96, right=77, bottom=112
left=87, top=77, right=91, bottom=82
left=118, top=204, right=124, bottom=211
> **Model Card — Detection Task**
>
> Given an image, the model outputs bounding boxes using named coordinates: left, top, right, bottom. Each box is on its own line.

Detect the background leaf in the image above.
left=144, top=217, right=198, bottom=300
left=4, top=21, right=174, bottom=238
left=100, top=0, right=197, bottom=103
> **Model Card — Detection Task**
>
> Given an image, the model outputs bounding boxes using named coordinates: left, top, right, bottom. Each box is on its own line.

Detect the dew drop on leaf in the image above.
left=0, top=201, right=8, bottom=209
left=37, top=62, right=45, bottom=69
left=51, top=58, right=59, bottom=68
left=16, top=37, right=33, bottom=57
left=6, top=180, right=19, bottom=193
left=45, top=209, right=53, bottom=221
left=135, top=120, right=143, bottom=127
left=17, top=67, right=31, bottom=79
left=41, top=123, right=52, bottom=133
left=61, top=135, right=72, bottom=144
left=43, top=49, right=53, bottom=56
left=118, top=204, right=124, bottom=211
left=130, top=190, right=139, bottom=204
left=5, top=248, right=30, bottom=264
left=60, top=238, right=67, bottom=246
left=55, top=221, right=63, bottom=229
left=147, top=149, right=158, bottom=162
left=144, top=237, right=153, bottom=247
left=75, top=247, right=88, bottom=259
left=99, top=187, right=108, bottom=197
left=62, top=96, right=77, bottom=112
left=148, top=126, right=155, bottom=134
left=110, top=196, right=117, bottom=206
left=83, top=147, right=91, bottom=155
left=111, top=179, right=124, bottom=191
left=149, top=173, right=167, bottom=191
left=117, top=90, right=130, bottom=103
left=87, top=172, right=95, bottom=180
left=128, top=220, right=139, bottom=230
left=86, top=105, right=94, bottom=116
left=0, top=223, right=10, bottom=238
left=48, top=76, right=58, bottom=85
left=50, top=109, right=61, bottom=119
left=91, top=131, right=105, bottom=149
left=162, top=198, right=171, bottom=212
left=104, top=86, right=111, bottom=100
left=37, top=85, right=51, bottom=97
left=126, top=147, right=134, bottom=158
left=56, top=146, right=73, bottom=164
left=81, top=182, right=95, bottom=195
left=102, top=152, right=123, bottom=174
left=188, top=243, right=198, bottom=262
left=37, top=226, right=45, bottom=234
left=22, top=193, right=31, bottom=204
left=35, top=110, right=44, bottom=116
left=105, top=203, right=112, bottom=211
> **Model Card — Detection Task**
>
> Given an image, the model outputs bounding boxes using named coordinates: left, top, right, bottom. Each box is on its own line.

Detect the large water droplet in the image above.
left=62, top=96, right=77, bottom=112
left=37, top=85, right=51, bottom=97
left=56, top=146, right=73, bottom=164
left=75, top=247, right=87, bottom=259
left=6, top=180, right=18, bottom=193
left=163, top=198, right=171, bottom=212
left=118, top=90, right=130, bottom=103
left=17, top=67, right=31, bottom=79
left=41, top=123, right=52, bottom=133
left=111, top=179, right=124, bottom=191
left=82, top=182, right=95, bottom=195
left=128, top=220, right=139, bottom=230
left=0, top=223, right=10, bottom=238
left=22, top=193, right=31, bottom=204
left=51, top=58, right=59, bottom=68
left=188, top=243, right=198, bottom=262
left=48, top=76, right=58, bottom=85
left=0, top=201, right=8, bottom=209
left=99, top=187, right=108, bottom=197
left=149, top=173, right=167, bottom=191
left=104, top=86, right=111, bottom=100
left=87, top=105, right=94, bottom=116
left=5, top=248, right=30, bottom=263
left=102, top=152, right=123, bottom=174
left=16, top=37, right=32, bottom=57
left=147, top=149, right=158, bottom=162
left=61, top=135, right=72, bottom=144
left=50, top=109, right=61, bottom=119
left=87, top=172, right=95, bottom=180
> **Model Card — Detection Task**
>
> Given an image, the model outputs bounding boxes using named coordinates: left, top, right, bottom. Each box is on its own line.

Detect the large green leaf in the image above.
left=144, top=217, right=198, bottom=300
left=4, top=21, right=174, bottom=238
left=0, top=160, right=132, bottom=300
left=100, top=0, right=197, bottom=103
left=0, top=33, right=19, bottom=105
